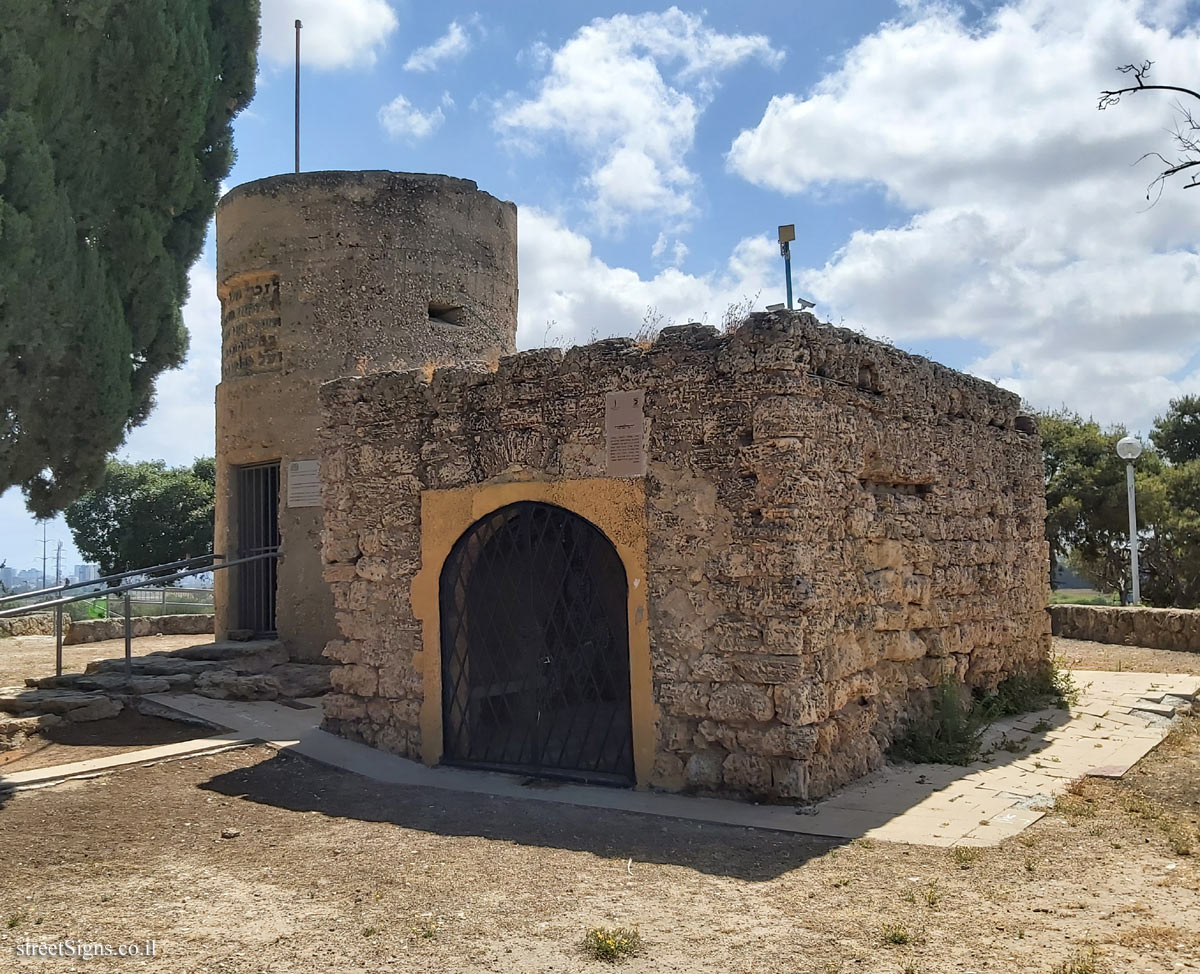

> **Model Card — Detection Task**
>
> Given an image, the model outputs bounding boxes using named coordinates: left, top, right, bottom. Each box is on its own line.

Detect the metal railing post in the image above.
left=124, top=593, right=133, bottom=684
left=54, top=605, right=63, bottom=678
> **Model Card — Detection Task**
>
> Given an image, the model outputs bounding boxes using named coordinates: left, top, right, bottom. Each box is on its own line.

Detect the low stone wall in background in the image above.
left=63, top=614, right=215, bottom=645
left=0, top=613, right=59, bottom=638
left=1050, top=604, right=1199, bottom=652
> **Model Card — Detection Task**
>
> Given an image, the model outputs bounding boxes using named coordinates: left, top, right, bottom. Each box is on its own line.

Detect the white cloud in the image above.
left=518, top=209, right=776, bottom=348
left=497, top=8, right=781, bottom=231
left=259, top=0, right=399, bottom=71
left=378, top=94, right=449, bottom=140
left=651, top=232, right=689, bottom=267
left=404, top=18, right=474, bottom=72
left=727, top=0, right=1200, bottom=431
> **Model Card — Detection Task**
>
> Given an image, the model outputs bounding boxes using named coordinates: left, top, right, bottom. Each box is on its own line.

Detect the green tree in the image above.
left=1150, top=395, right=1200, bottom=466
left=1041, top=402, right=1200, bottom=608
left=0, top=1, right=258, bottom=517
left=1141, top=396, right=1200, bottom=607
left=1039, top=410, right=1164, bottom=598
left=64, top=458, right=215, bottom=576
left=1141, top=462, right=1200, bottom=608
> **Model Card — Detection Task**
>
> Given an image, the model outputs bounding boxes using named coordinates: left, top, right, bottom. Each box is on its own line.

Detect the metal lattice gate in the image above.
left=440, top=502, right=634, bottom=785
left=235, top=462, right=280, bottom=635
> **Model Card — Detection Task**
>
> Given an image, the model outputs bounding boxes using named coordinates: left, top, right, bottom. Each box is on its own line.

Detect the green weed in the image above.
left=891, top=661, right=1075, bottom=766
left=583, top=925, right=642, bottom=962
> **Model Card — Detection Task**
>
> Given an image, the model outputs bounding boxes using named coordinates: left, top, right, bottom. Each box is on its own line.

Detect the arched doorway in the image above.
left=439, top=501, right=634, bottom=785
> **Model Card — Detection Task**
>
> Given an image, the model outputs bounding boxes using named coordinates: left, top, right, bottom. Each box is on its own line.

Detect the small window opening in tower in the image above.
left=429, top=301, right=468, bottom=326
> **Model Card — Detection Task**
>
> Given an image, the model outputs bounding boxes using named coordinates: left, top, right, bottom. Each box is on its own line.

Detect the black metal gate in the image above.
left=235, top=462, right=280, bottom=635
left=440, top=502, right=634, bottom=785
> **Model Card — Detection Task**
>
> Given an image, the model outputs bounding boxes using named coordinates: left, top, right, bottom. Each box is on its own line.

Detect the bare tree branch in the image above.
left=1099, top=61, right=1200, bottom=200
left=1098, top=61, right=1200, bottom=109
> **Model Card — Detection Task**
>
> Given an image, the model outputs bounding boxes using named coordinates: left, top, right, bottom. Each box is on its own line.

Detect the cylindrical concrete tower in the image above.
left=213, top=170, right=518, bottom=661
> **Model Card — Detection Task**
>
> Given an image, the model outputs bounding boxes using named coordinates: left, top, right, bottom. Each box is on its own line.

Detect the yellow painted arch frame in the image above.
left=411, top=478, right=655, bottom=787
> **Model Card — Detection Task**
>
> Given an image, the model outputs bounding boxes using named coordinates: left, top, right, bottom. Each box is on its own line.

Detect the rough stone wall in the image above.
left=1050, top=604, right=1200, bottom=653
left=317, top=312, right=1051, bottom=800
left=214, top=170, right=518, bottom=662
left=0, top=613, right=59, bottom=639
left=62, top=613, right=215, bottom=646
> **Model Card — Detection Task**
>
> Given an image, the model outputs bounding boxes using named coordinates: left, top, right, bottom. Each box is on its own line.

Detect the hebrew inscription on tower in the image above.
left=220, top=272, right=283, bottom=377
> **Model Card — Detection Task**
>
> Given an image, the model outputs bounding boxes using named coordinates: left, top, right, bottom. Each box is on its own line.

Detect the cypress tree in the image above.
left=0, top=1, right=258, bottom=517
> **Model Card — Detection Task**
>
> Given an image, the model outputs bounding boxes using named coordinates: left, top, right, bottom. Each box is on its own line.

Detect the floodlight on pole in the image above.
left=778, top=224, right=795, bottom=310
left=1116, top=435, right=1143, bottom=604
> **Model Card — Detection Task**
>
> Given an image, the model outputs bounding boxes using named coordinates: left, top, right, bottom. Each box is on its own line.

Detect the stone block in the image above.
left=657, top=681, right=712, bottom=718
left=730, top=654, right=807, bottom=685
left=685, top=749, right=725, bottom=789
left=331, top=663, right=378, bottom=697
left=708, top=683, right=774, bottom=722
left=195, top=670, right=279, bottom=701
left=774, top=681, right=828, bottom=726
left=690, top=654, right=735, bottom=681
left=722, top=753, right=773, bottom=793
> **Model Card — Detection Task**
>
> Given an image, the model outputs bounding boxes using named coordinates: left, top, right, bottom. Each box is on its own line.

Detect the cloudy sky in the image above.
left=4, top=0, right=1200, bottom=575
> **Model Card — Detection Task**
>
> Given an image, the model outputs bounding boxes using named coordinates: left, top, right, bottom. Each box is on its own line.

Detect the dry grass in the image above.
left=1047, top=944, right=1107, bottom=974
left=950, top=846, right=984, bottom=868
left=1114, top=924, right=1200, bottom=949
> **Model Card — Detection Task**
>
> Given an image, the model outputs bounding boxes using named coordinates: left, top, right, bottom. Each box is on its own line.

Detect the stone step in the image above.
left=194, top=663, right=333, bottom=701
left=27, top=673, right=188, bottom=694
left=0, top=687, right=122, bottom=722
left=24, top=662, right=332, bottom=702
left=83, top=639, right=287, bottom=677
left=161, top=639, right=286, bottom=663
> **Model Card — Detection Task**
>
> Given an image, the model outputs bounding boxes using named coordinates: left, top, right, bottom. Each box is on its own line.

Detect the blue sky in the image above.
left=4, top=0, right=1200, bottom=576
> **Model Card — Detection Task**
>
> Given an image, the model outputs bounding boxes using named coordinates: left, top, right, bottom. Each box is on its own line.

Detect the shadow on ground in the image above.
left=0, top=711, right=208, bottom=794
left=193, top=699, right=1076, bottom=865
left=200, top=749, right=849, bottom=881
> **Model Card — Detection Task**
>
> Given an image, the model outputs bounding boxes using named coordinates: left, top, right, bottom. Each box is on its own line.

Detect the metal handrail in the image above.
left=0, top=553, right=221, bottom=607
left=0, top=551, right=278, bottom=682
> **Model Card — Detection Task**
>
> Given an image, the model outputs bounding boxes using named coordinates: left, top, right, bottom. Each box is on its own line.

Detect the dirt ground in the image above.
left=1054, top=635, right=1200, bottom=677
left=0, top=633, right=213, bottom=689
left=0, top=638, right=1196, bottom=973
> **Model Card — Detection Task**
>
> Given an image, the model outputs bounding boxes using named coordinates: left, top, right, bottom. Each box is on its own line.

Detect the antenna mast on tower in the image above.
left=295, top=20, right=302, bottom=173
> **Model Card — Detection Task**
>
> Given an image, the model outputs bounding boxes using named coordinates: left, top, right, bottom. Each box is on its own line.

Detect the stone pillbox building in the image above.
left=213, top=171, right=517, bottom=662
left=317, top=313, right=1052, bottom=801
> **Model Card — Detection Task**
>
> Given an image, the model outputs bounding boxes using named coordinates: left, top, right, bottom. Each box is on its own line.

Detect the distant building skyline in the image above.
left=0, top=560, right=99, bottom=591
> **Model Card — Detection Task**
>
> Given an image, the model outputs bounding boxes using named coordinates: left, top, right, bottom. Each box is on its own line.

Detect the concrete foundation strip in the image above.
left=0, top=733, right=257, bottom=794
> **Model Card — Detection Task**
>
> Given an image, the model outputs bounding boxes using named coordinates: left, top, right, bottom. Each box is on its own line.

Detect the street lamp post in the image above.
left=1116, top=435, right=1143, bottom=604
left=778, top=224, right=795, bottom=310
